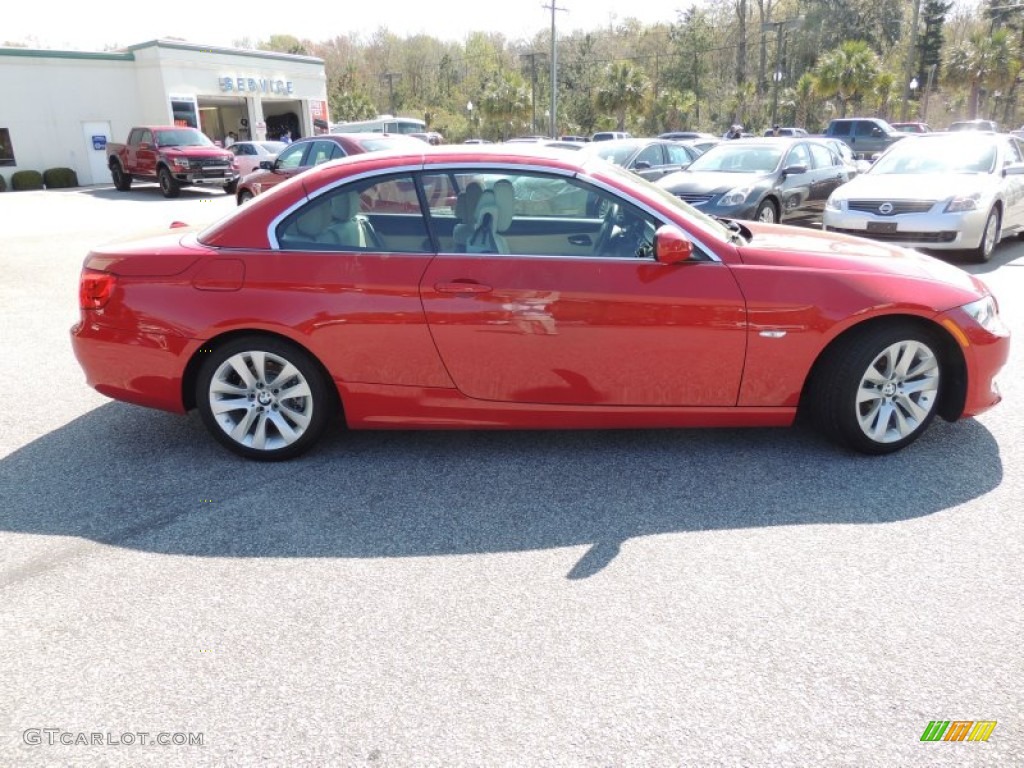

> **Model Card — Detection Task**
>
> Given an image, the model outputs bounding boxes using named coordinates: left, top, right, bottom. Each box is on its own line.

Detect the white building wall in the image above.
left=0, top=41, right=327, bottom=187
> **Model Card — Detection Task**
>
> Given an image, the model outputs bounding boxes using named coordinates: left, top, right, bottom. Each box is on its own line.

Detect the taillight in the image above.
left=79, top=268, right=116, bottom=310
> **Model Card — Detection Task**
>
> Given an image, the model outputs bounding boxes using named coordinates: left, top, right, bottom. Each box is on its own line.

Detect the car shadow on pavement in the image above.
left=0, top=402, right=1003, bottom=580
left=77, top=185, right=232, bottom=202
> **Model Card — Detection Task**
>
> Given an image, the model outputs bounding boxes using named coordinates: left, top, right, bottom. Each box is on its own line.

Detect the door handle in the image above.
left=568, top=234, right=593, bottom=246
left=434, top=280, right=492, bottom=294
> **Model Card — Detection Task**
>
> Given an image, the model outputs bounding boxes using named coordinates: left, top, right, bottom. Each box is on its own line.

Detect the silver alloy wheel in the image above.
left=980, top=210, right=999, bottom=259
left=208, top=350, right=313, bottom=451
left=855, top=339, right=940, bottom=443
left=756, top=202, right=776, bottom=223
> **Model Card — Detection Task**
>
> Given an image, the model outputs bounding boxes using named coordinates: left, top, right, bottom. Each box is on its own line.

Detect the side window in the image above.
left=808, top=142, right=835, bottom=169
left=854, top=121, right=876, bottom=137
left=665, top=143, right=693, bottom=165
left=635, top=144, right=663, bottom=168
left=1003, top=138, right=1023, bottom=163
left=276, top=174, right=430, bottom=253
left=437, top=170, right=658, bottom=259
left=309, top=141, right=337, bottom=166
left=330, top=143, right=345, bottom=160
left=128, top=128, right=141, bottom=145
left=276, top=143, right=307, bottom=169
left=785, top=143, right=811, bottom=169
left=139, top=130, right=153, bottom=145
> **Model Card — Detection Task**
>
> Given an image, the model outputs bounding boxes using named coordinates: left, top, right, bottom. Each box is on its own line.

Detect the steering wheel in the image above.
left=593, top=202, right=620, bottom=256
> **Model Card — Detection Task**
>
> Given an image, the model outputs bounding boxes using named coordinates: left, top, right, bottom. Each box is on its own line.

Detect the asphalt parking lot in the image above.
left=1, top=183, right=1022, bottom=766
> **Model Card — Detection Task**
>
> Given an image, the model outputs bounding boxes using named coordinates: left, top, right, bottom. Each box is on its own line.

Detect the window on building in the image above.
left=0, top=129, right=15, bottom=166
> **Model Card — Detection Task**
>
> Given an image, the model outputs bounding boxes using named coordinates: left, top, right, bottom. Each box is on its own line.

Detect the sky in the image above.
left=3, top=0, right=687, bottom=51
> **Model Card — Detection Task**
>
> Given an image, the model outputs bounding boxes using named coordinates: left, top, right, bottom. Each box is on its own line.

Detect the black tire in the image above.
left=969, top=207, right=1000, bottom=263
left=754, top=199, right=778, bottom=223
left=195, top=336, right=335, bottom=461
left=110, top=161, right=132, bottom=191
left=808, top=322, right=943, bottom=454
left=237, top=190, right=253, bottom=206
left=223, top=179, right=237, bottom=195
left=158, top=167, right=181, bottom=198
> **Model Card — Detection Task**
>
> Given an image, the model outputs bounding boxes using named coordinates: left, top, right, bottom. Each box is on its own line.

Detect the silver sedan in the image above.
left=822, top=132, right=1024, bottom=262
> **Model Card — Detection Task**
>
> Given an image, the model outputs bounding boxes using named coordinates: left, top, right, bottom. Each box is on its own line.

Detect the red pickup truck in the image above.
left=107, top=126, right=238, bottom=198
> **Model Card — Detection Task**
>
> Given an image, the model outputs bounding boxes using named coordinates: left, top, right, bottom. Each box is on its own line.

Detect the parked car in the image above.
left=107, top=126, right=238, bottom=198
left=680, top=137, right=722, bottom=155
left=591, top=131, right=632, bottom=142
left=227, top=140, right=287, bottom=187
left=822, top=132, right=1024, bottom=262
left=657, top=137, right=851, bottom=223
left=235, top=133, right=424, bottom=203
left=948, top=119, right=999, bottom=132
left=576, top=138, right=701, bottom=181
left=659, top=131, right=718, bottom=141
left=819, top=137, right=872, bottom=178
left=71, top=144, right=1009, bottom=460
left=763, top=127, right=809, bottom=137
left=891, top=122, right=932, bottom=133
left=825, top=117, right=907, bottom=157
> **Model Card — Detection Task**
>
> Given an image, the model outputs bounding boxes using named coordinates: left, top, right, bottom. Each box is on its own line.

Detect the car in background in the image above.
left=891, top=122, right=932, bottom=133
left=576, top=138, right=701, bottom=181
left=235, top=133, right=424, bottom=203
left=680, top=137, right=722, bottom=155
left=659, top=131, right=718, bottom=141
left=227, top=141, right=287, bottom=188
left=825, top=117, right=907, bottom=157
left=591, top=131, right=632, bottom=142
left=948, top=119, right=999, bottom=132
left=410, top=131, right=445, bottom=145
left=763, top=127, right=809, bottom=137
left=822, top=132, right=1024, bottom=262
left=71, top=144, right=1009, bottom=460
left=819, top=137, right=871, bottom=178
left=657, top=137, right=851, bottom=223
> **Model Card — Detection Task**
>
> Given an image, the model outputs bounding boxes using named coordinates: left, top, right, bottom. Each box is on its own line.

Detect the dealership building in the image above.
left=0, top=39, right=329, bottom=186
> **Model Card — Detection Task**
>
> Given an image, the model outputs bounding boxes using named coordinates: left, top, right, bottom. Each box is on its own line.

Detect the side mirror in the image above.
left=259, top=160, right=274, bottom=170
left=782, top=164, right=808, bottom=176
left=872, top=127, right=883, bottom=136
left=634, top=160, right=652, bottom=170
left=653, top=225, right=694, bottom=264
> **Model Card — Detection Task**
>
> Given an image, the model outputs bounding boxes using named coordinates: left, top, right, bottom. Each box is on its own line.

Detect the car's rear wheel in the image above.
left=195, top=337, right=334, bottom=460
left=970, top=208, right=1000, bottom=263
left=223, top=179, right=237, bottom=195
left=158, top=167, right=181, bottom=198
left=755, top=199, right=777, bottom=223
left=110, top=162, right=132, bottom=191
left=809, top=323, right=942, bottom=454
left=237, top=190, right=253, bottom=205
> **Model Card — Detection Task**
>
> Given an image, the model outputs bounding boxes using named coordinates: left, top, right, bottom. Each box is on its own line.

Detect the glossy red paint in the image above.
left=71, top=146, right=1010, bottom=456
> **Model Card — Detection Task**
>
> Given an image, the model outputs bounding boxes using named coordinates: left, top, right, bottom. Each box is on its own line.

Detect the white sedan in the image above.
left=822, top=132, right=1024, bottom=262
left=227, top=140, right=287, bottom=182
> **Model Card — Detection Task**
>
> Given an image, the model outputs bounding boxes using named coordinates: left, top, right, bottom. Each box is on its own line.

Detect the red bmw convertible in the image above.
left=72, top=146, right=1010, bottom=460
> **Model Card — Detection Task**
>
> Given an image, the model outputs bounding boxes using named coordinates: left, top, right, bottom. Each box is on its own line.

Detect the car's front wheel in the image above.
left=755, top=199, right=777, bottom=223
left=970, top=207, right=1000, bottom=263
left=809, top=323, right=943, bottom=454
left=158, top=167, right=181, bottom=198
left=195, top=337, right=335, bottom=460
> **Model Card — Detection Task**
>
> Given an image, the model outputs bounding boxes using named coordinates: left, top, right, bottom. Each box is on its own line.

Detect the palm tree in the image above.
left=795, top=73, right=816, bottom=128
left=595, top=62, right=649, bottom=132
left=479, top=74, right=531, bottom=140
left=945, top=29, right=1017, bottom=119
left=814, top=40, right=881, bottom=117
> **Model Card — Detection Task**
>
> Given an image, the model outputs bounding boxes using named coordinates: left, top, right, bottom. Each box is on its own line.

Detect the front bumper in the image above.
left=822, top=206, right=988, bottom=251
left=172, top=168, right=238, bottom=185
left=935, top=305, right=1010, bottom=419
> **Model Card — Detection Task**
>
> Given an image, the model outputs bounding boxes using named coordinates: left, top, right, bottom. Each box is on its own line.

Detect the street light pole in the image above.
left=900, top=0, right=923, bottom=122
left=544, top=2, right=567, bottom=139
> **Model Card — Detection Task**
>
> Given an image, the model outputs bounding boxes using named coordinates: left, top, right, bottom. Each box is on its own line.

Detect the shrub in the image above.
left=0, top=174, right=6, bottom=192
left=11, top=170, right=44, bottom=191
left=43, top=167, right=79, bottom=189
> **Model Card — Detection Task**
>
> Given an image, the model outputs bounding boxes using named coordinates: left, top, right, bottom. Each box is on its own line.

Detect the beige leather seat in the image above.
left=453, top=181, right=483, bottom=252
left=465, top=189, right=501, bottom=254
left=491, top=179, right=515, bottom=253
left=293, top=203, right=338, bottom=246
left=329, top=191, right=381, bottom=250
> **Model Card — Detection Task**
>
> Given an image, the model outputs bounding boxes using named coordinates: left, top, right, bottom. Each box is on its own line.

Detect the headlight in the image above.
left=720, top=186, right=752, bottom=206
left=171, top=157, right=191, bottom=170
left=825, top=195, right=843, bottom=211
left=945, top=193, right=980, bottom=213
left=962, top=296, right=1008, bottom=335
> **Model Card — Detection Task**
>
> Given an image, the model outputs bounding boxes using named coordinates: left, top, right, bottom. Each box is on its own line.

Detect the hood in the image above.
left=832, top=172, right=991, bottom=201
left=738, top=222, right=986, bottom=296
left=660, top=170, right=772, bottom=195
left=161, top=146, right=234, bottom=159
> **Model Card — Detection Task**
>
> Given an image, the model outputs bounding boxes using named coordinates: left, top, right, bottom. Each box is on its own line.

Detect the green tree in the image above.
left=595, top=61, right=649, bottom=131
left=814, top=40, right=881, bottom=117
left=945, top=29, right=1017, bottom=119
left=479, top=73, right=531, bottom=139
left=260, top=34, right=309, bottom=56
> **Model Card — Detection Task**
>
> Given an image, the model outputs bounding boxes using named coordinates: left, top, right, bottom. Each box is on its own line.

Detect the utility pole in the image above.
left=900, top=0, right=922, bottom=122
left=544, top=1, right=568, bottom=138
left=761, top=17, right=803, bottom=128
left=380, top=72, right=401, bottom=115
left=521, top=52, right=544, bottom=134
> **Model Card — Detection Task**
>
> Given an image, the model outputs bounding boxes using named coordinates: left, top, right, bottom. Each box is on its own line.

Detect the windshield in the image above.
left=154, top=129, right=214, bottom=148
left=871, top=138, right=997, bottom=174
left=256, top=141, right=287, bottom=155
left=687, top=144, right=783, bottom=173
